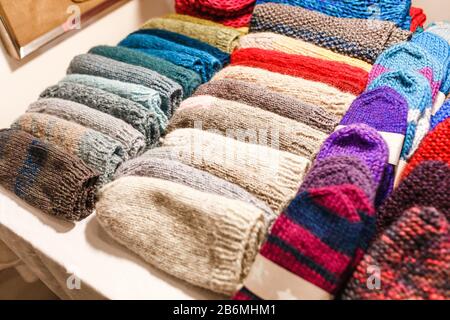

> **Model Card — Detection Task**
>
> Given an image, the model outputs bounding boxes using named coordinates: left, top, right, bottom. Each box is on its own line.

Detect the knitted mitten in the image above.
left=231, top=48, right=368, bottom=95
left=67, top=53, right=183, bottom=115
left=343, top=206, right=449, bottom=300
left=12, top=113, right=124, bottom=185
left=40, top=82, right=160, bottom=146
left=193, top=79, right=339, bottom=133
left=378, top=161, right=449, bottom=234
left=367, top=70, right=433, bottom=161
left=401, top=118, right=450, bottom=180
left=316, top=124, right=388, bottom=186
left=96, top=176, right=267, bottom=296
left=0, top=129, right=98, bottom=220
left=213, top=65, right=356, bottom=116
left=27, top=98, right=146, bottom=159
left=339, top=87, right=408, bottom=205
left=431, top=99, right=450, bottom=129
left=168, top=95, right=327, bottom=159
left=234, top=185, right=372, bottom=300
left=88, top=45, right=201, bottom=98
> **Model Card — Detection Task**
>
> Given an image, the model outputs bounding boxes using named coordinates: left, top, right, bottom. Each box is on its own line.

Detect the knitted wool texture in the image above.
left=431, top=99, right=450, bottom=129
left=119, top=33, right=221, bottom=82
left=61, top=74, right=167, bottom=132
left=141, top=17, right=243, bottom=53
left=316, top=124, right=388, bottom=187
left=27, top=98, right=146, bottom=159
left=115, top=156, right=275, bottom=223
left=234, top=185, right=375, bottom=300
left=367, top=70, right=433, bottom=161
left=378, top=161, right=449, bottom=234
left=428, top=22, right=450, bottom=45
left=299, top=156, right=375, bottom=204
left=175, top=0, right=254, bottom=27
left=133, top=28, right=230, bottom=66
left=163, top=13, right=249, bottom=34
left=401, top=118, right=450, bottom=180
left=88, top=45, right=200, bottom=99
left=213, top=65, right=355, bottom=116
left=0, top=129, right=99, bottom=221
left=340, top=87, right=409, bottom=206
left=40, top=82, right=160, bottom=147
left=412, top=31, right=450, bottom=95
left=231, top=48, right=368, bottom=95
left=193, top=79, right=339, bottom=133
left=409, top=7, right=426, bottom=32
left=168, top=95, right=327, bottom=159
left=238, top=32, right=372, bottom=72
left=12, top=113, right=124, bottom=185
left=369, top=42, right=444, bottom=100
left=343, top=206, right=449, bottom=300
left=67, top=53, right=182, bottom=116
left=152, top=128, right=311, bottom=213
left=250, top=3, right=411, bottom=63
left=96, top=176, right=267, bottom=296
left=255, top=0, right=412, bottom=29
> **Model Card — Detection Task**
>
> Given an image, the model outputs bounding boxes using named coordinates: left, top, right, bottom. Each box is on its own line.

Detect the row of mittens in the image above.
left=249, top=2, right=411, bottom=63
left=234, top=124, right=388, bottom=299
left=175, top=0, right=256, bottom=28
left=255, top=0, right=412, bottom=30
left=94, top=125, right=317, bottom=295
left=367, top=28, right=450, bottom=168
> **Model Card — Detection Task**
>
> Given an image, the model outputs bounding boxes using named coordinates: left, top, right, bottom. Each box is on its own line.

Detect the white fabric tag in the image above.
left=394, top=159, right=408, bottom=188
left=243, top=254, right=333, bottom=300
left=432, top=92, right=446, bottom=116
left=335, top=125, right=404, bottom=166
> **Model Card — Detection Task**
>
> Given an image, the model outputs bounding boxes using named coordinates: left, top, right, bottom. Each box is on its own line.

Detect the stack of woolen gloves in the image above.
left=95, top=1, right=449, bottom=300
left=0, top=13, right=245, bottom=220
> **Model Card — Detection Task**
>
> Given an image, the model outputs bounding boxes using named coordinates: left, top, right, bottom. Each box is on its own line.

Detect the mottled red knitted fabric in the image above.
left=410, top=7, right=426, bottom=32
left=175, top=0, right=255, bottom=27
left=401, top=118, right=450, bottom=180
left=231, top=48, right=368, bottom=95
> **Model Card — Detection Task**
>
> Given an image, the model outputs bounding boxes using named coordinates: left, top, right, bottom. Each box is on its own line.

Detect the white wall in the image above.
left=0, top=0, right=174, bottom=128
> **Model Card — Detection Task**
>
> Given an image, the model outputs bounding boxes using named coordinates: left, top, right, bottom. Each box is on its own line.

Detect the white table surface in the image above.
left=0, top=186, right=221, bottom=300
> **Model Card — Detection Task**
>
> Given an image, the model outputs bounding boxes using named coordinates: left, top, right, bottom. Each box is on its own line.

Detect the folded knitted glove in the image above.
left=378, top=161, right=449, bottom=233
left=368, top=70, right=433, bottom=161
left=250, top=3, right=411, bottom=63
left=60, top=74, right=167, bottom=132
left=96, top=176, right=267, bottom=296
left=401, top=118, right=450, bottom=180
left=12, top=113, right=124, bottom=185
left=343, top=206, right=449, bottom=300
left=255, top=0, right=412, bottom=29
left=88, top=45, right=200, bottom=98
left=339, top=87, right=409, bottom=206
left=27, top=98, right=146, bottom=158
left=141, top=17, right=242, bottom=53
left=119, top=33, right=221, bottom=82
left=431, top=99, right=450, bottom=129
left=175, top=0, right=254, bottom=27
left=369, top=42, right=444, bottom=100
left=115, top=156, right=275, bottom=224
left=168, top=95, right=327, bottom=159
left=152, top=128, right=311, bottom=213
left=231, top=48, right=368, bottom=95
left=234, top=185, right=373, bottom=300
left=238, top=32, right=372, bottom=72
left=213, top=65, right=355, bottom=116
left=40, top=82, right=159, bottom=147
left=316, top=124, right=388, bottom=187
left=67, top=53, right=182, bottom=116
left=136, top=28, right=230, bottom=66
left=0, top=129, right=98, bottom=221
left=193, top=79, right=339, bottom=133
